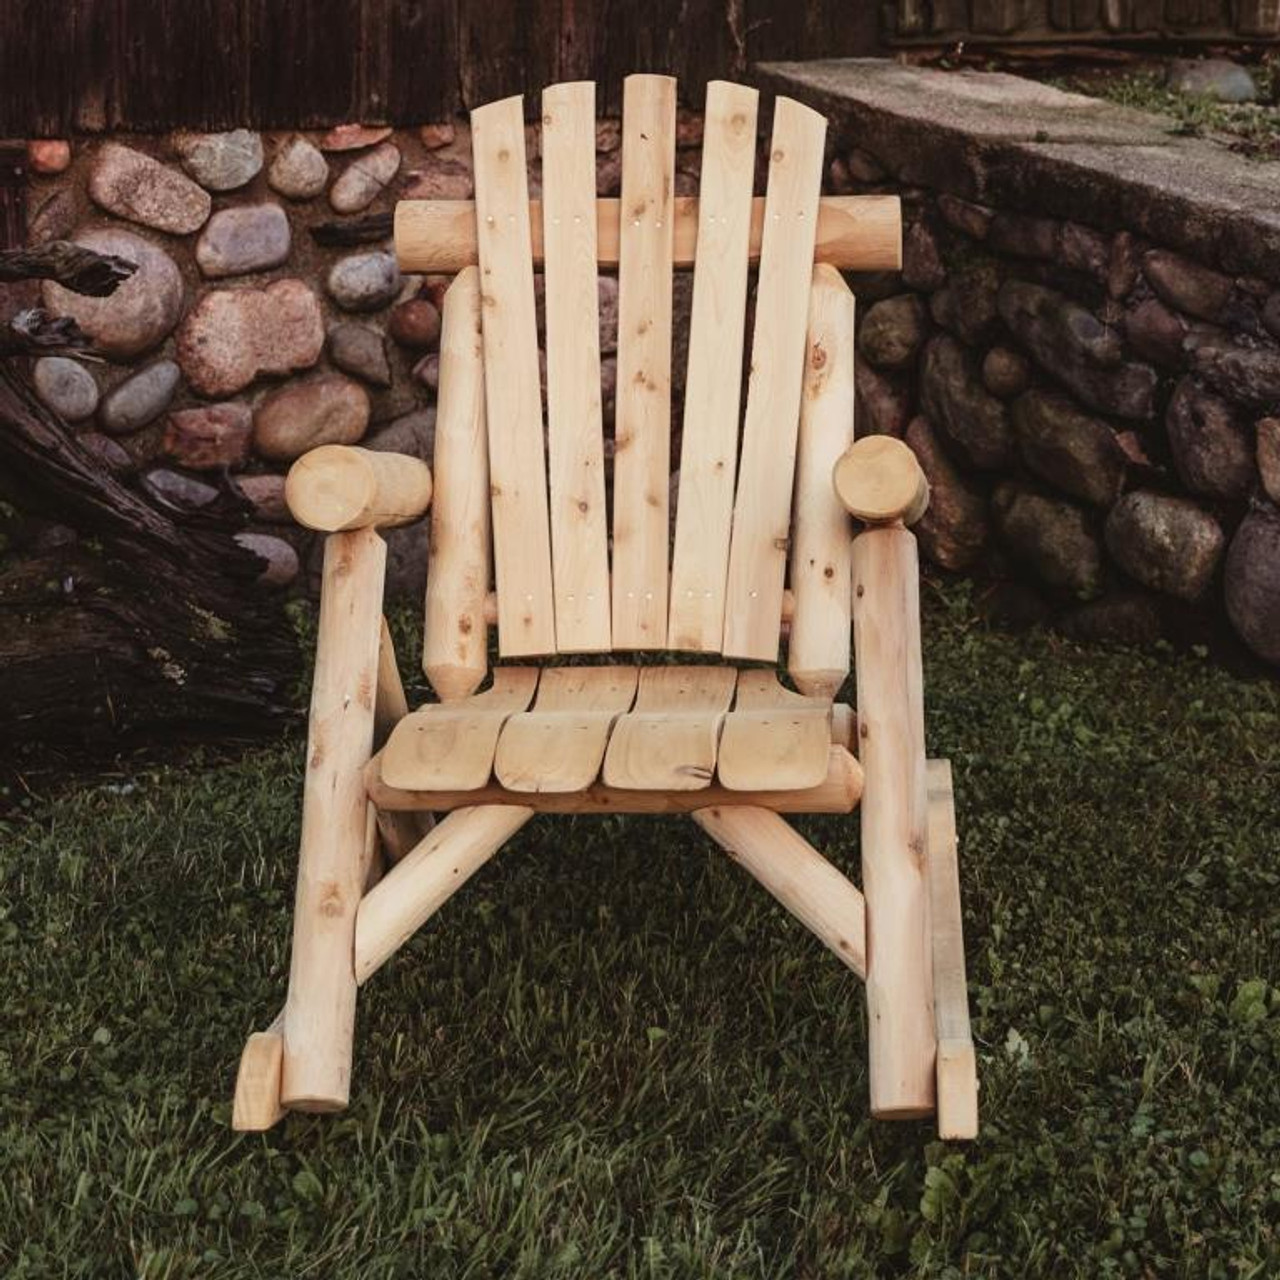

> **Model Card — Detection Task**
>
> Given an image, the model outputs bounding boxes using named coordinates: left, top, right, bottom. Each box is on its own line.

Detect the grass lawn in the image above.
left=3, top=583, right=1278, bottom=1278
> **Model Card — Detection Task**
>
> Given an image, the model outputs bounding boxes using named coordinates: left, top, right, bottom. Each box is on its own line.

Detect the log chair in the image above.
left=233, top=75, right=978, bottom=1143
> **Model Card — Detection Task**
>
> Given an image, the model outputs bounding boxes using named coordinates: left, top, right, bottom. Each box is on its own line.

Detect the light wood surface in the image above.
left=722, top=97, right=826, bottom=661
left=375, top=616, right=408, bottom=747
left=834, top=435, right=930, bottom=527
left=424, top=266, right=491, bottom=701
left=471, top=95, right=556, bottom=657
left=281, top=527, right=386, bottom=1112
left=381, top=667, right=539, bottom=791
left=717, top=669, right=832, bottom=791
left=603, top=664, right=736, bottom=790
left=285, top=446, right=432, bottom=532
left=667, top=80, right=759, bottom=651
left=395, top=194, right=903, bottom=273
left=788, top=264, right=855, bottom=699
left=370, top=742, right=863, bottom=814
left=611, top=73, right=676, bottom=648
left=495, top=665, right=638, bottom=793
left=927, top=758, right=979, bottom=1140
left=852, top=526, right=937, bottom=1119
left=374, top=616, right=434, bottom=860
left=693, top=806, right=866, bottom=979
left=354, top=806, right=535, bottom=983
left=232, top=1012, right=285, bottom=1132
left=541, top=81, right=611, bottom=652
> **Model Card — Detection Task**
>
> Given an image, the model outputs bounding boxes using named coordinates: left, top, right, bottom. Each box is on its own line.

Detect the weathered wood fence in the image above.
left=0, top=0, right=880, bottom=137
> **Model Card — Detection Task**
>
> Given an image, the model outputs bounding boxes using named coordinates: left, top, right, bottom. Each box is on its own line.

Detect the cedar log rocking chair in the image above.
left=232, top=76, right=979, bottom=1140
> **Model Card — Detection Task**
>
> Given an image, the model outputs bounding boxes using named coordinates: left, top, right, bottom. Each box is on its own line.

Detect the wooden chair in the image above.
left=232, top=77, right=978, bottom=1141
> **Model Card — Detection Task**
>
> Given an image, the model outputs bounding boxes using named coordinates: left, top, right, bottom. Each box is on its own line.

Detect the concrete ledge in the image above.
left=755, top=60, right=1280, bottom=282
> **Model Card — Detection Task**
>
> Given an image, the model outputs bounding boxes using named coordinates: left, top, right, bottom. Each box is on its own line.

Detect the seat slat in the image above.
left=471, top=95, right=557, bottom=658
left=495, top=666, right=638, bottom=793
left=542, top=81, right=611, bottom=653
left=381, top=668, right=540, bottom=791
left=717, top=670, right=832, bottom=791
left=612, top=73, right=676, bottom=649
left=722, top=97, right=827, bottom=661
left=787, top=264, right=856, bottom=699
left=668, top=80, right=759, bottom=652
left=603, top=665, right=736, bottom=790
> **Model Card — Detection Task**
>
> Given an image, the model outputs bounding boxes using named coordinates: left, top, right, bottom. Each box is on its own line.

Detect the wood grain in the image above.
left=396, top=195, right=903, bottom=275
left=541, top=80, right=611, bottom=652
left=423, top=267, right=492, bottom=701
left=611, top=74, right=677, bottom=648
left=787, top=263, right=856, bottom=699
left=471, top=95, right=557, bottom=657
left=381, top=667, right=539, bottom=791
left=667, top=79, right=759, bottom=652
left=722, top=96, right=827, bottom=661
left=369, top=743, right=864, bottom=814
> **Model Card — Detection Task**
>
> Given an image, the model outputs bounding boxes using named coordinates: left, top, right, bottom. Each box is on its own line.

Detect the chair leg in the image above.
left=354, top=805, right=535, bottom=984
left=926, top=759, right=979, bottom=1140
left=852, top=526, right=936, bottom=1120
left=692, top=805, right=866, bottom=979
left=280, top=528, right=387, bottom=1114
left=373, top=615, right=436, bottom=865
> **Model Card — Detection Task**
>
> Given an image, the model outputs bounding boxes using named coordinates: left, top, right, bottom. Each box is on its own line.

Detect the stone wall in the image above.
left=15, top=63, right=1280, bottom=670
left=17, top=118, right=667, bottom=602
left=767, top=60, right=1280, bottom=669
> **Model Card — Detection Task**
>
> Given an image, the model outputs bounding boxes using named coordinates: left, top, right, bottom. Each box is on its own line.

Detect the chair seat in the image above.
left=379, top=664, right=847, bottom=797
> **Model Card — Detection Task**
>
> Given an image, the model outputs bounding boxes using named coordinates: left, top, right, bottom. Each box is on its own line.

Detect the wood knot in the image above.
left=318, top=882, right=344, bottom=918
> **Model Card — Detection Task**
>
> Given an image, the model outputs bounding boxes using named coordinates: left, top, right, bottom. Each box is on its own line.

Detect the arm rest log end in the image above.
left=833, top=436, right=929, bottom=528
left=285, top=445, right=432, bottom=532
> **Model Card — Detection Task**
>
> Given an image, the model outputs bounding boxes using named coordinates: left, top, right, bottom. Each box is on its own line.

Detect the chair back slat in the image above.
left=541, top=81, right=612, bottom=652
left=722, top=97, right=827, bottom=661
left=471, top=95, right=557, bottom=657
left=611, top=73, right=677, bottom=649
left=423, top=266, right=492, bottom=701
left=667, top=80, right=759, bottom=652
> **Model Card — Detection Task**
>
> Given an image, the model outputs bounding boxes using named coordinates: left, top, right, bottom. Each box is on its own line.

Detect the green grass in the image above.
left=1052, top=65, right=1280, bottom=159
left=3, top=583, right=1279, bottom=1278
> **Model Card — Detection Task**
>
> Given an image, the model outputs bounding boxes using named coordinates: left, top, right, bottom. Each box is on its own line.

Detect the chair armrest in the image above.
left=285, top=444, right=432, bottom=532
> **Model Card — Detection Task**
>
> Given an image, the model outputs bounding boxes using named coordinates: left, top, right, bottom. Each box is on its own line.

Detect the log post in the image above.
left=851, top=526, right=936, bottom=1118
left=423, top=266, right=491, bottom=701
left=373, top=615, right=434, bottom=862
left=280, top=526, right=386, bottom=1112
left=693, top=806, right=866, bottom=978
left=788, top=263, right=856, bottom=700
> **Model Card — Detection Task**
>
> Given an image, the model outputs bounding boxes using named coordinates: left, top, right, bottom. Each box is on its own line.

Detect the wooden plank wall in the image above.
left=0, top=0, right=881, bottom=137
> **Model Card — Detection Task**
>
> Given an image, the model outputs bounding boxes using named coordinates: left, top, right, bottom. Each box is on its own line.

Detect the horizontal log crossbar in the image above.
left=395, top=194, right=902, bottom=274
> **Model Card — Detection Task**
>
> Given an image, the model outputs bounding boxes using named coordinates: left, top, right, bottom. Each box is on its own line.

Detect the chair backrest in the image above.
left=396, top=77, right=902, bottom=701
